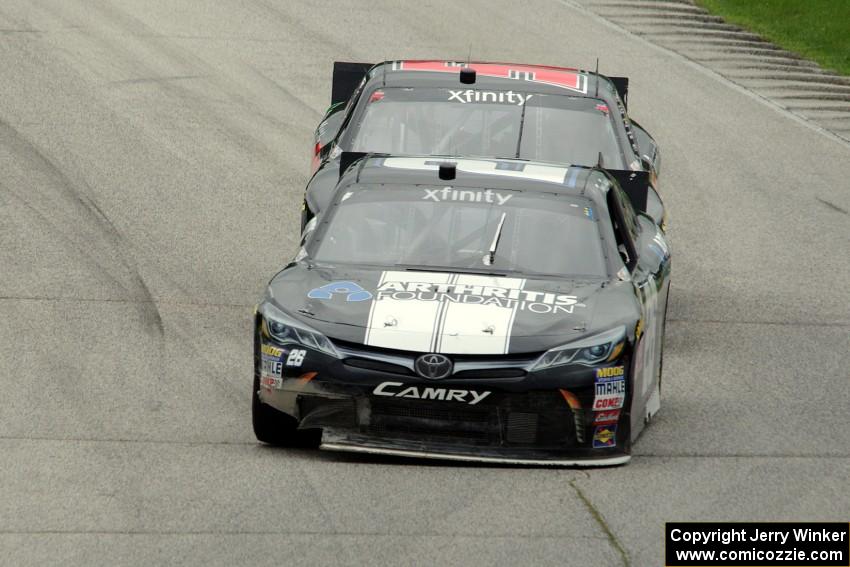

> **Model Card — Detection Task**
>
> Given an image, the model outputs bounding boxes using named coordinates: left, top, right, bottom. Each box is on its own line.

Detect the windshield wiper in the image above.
left=484, top=212, right=507, bottom=266
left=395, top=264, right=508, bottom=277
left=515, top=100, right=527, bottom=158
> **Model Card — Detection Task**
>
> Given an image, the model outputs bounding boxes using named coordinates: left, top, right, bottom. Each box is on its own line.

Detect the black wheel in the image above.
left=252, top=373, right=298, bottom=445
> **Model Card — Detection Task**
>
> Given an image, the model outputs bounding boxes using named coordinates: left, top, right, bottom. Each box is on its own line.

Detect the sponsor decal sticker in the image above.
left=593, top=368, right=626, bottom=411
left=286, top=349, right=306, bottom=367
left=593, top=409, right=620, bottom=425
left=372, top=381, right=491, bottom=405
left=397, top=61, right=588, bottom=94
left=422, top=186, right=513, bottom=205
left=448, top=89, right=533, bottom=106
left=261, top=356, right=282, bottom=377
left=592, top=425, right=617, bottom=448
left=596, top=366, right=625, bottom=379
left=260, top=375, right=282, bottom=391
left=308, top=281, right=373, bottom=302
left=374, top=280, right=581, bottom=316
left=261, top=344, right=283, bottom=357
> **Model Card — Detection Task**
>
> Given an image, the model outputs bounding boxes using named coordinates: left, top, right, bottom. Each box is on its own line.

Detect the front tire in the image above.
left=252, top=374, right=299, bottom=445
left=252, top=326, right=321, bottom=447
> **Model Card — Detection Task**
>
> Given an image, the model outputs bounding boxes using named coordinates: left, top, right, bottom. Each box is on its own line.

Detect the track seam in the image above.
left=570, top=479, right=630, bottom=566
left=0, top=530, right=609, bottom=538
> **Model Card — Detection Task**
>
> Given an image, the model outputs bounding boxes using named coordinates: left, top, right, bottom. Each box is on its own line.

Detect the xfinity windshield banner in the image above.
left=665, top=522, right=849, bottom=566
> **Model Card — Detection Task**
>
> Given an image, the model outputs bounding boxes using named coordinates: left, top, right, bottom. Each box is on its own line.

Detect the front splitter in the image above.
left=319, top=440, right=630, bottom=468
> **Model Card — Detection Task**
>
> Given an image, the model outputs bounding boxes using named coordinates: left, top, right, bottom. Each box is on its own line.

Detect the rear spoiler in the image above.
left=607, top=169, right=648, bottom=213
left=332, top=61, right=373, bottom=105
left=608, top=76, right=629, bottom=110
left=339, top=151, right=368, bottom=178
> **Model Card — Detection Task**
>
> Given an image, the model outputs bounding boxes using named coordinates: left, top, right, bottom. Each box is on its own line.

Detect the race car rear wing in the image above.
left=332, top=61, right=373, bottom=105
left=607, top=169, right=648, bottom=213
left=332, top=61, right=631, bottom=109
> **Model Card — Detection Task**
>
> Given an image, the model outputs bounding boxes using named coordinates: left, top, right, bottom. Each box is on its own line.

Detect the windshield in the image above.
left=311, top=184, right=608, bottom=278
left=346, top=87, right=625, bottom=169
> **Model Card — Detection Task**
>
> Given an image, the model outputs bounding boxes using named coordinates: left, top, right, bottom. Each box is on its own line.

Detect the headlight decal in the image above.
left=532, top=326, right=626, bottom=372
left=260, top=303, right=340, bottom=359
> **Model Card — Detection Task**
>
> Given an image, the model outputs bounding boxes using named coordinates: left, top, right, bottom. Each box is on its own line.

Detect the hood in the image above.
left=267, top=263, right=636, bottom=355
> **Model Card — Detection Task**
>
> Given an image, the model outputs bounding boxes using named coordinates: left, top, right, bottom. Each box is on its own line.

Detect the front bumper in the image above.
left=257, top=336, right=632, bottom=465
left=320, top=429, right=630, bottom=466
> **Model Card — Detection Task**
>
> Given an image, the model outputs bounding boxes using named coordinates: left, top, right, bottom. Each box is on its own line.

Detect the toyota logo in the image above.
left=414, top=353, right=453, bottom=380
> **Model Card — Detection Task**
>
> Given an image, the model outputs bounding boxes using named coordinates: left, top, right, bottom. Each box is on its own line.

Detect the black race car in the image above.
left=253, top=154, right=671, bottom=465
left=304, top=60, right=665, bottom=231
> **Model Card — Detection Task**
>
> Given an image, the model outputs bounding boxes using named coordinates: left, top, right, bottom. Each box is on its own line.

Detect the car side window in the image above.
left=605, top=184, right=638, bottom=271
left=616, top=185, right=640, bottom=242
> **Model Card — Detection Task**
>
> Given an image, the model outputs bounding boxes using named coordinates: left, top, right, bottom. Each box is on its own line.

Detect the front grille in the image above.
left=372, top=401, right=492, bottom=423
left=367, top=393, right=577, bottom=448
left=369, top=399, right=498, bottom=445
left=333, top=338, right=540, bottom=379
left=343, top=358, right=412, bottom=375
left=452, top=368, right=526, bottom=379
left=505, top=412, right=539, bottom=444
left=369, top=422, right=491, bottom=442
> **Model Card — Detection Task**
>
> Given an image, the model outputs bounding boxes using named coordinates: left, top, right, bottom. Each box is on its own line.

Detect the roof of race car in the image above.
left=340, top=155, right=605, bottom=197
left=368, top=60, right=621, bottom=101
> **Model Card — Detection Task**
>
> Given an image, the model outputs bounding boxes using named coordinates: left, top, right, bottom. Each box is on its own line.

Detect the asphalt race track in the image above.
left=1, top=1, right=848, bottom=565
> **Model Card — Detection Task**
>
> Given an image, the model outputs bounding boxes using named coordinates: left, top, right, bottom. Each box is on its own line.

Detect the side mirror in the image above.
left=317, top=110, right=346, bottom=148
left=644, top=187, right=666, bottom=230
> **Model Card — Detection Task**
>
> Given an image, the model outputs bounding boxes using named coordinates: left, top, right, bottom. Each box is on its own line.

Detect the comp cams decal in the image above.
left=373, top=381, right=491, bottom=405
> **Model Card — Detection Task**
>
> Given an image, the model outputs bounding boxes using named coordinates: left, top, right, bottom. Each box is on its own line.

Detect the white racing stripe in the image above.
left=437, top=275, right=525, bottom=354
left=364, top=271, right=526, bottom=354
left=364, top=271, right=452, bottom=352
left=381, top=157, right=570, bottom=185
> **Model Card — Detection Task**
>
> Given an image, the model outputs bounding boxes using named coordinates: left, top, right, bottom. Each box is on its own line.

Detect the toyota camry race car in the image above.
left=253, top=154, right=671, bottom=465
left=304, top=60, right=665, bottom=231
